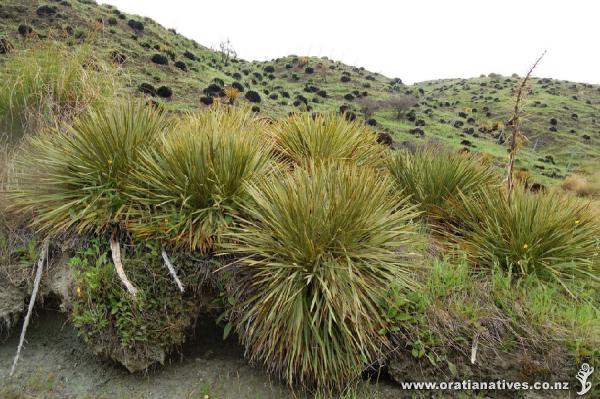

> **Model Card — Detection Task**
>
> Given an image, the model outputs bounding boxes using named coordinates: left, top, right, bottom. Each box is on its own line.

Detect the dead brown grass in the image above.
left=561, top=173, right=600, bottom=198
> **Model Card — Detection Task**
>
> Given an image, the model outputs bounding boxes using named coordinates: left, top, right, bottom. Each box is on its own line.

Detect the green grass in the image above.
left=0, top=41, right=115, bottom=142
left=224, top=162, right=423, bottom=392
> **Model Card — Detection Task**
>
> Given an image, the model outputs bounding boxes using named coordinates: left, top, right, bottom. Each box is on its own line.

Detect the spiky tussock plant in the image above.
left=224, top=162, right=422, bottom=392
left=0, top=42, right=116, bottom=142
left=450, top=187, right=600, bottom=291
left=126, top=106, right=271, bottom=252
left=269, top=112, right=383, bottom=168
left=9, top=99, right=166, bottom=234
left=387, top=147, right=499, bottom=223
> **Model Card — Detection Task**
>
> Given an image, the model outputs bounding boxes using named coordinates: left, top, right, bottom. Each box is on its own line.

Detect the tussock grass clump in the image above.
left=10, top=99, right=166, bottom=234
left=126, top=106, right=271, bottom=252
left=451, top=188, right=600, bottom=289
left=269, top=112, right=383, bottom=168
left=561, top=172, right=600, bottom=198
left=0, top=42, right=115, bottom=141
left=387, top=147, right=499, bottom=223
left=225, top=162, right=422, bottom=391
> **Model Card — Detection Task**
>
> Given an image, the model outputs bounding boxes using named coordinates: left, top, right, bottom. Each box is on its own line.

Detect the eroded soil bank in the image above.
left=0, top=308, right=407, bottom=399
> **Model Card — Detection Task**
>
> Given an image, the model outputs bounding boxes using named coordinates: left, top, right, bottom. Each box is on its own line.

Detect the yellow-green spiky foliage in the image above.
left=9, top=99, right=166, bottom=235
left=224, top=162, right=422, bottom=392
left=450, top=187, right=600, bottom=291
left=0, top=41, right=116, bottom=142
left=387, top=147, right=500, bottom=224
left=269, top=112, right=383, bottom=168
left=126, top=106, right=271, bottom=253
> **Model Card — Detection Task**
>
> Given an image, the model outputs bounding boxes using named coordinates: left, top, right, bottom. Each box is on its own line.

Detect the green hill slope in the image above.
left=1, top=0, right=598, bottom=184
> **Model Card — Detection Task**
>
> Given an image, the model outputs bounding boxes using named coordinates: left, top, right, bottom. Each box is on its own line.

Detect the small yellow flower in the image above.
left=575, top=220, right=580, bottom=225
left=523, top=244, right=529, bottom=249
left=107, top=159, right=113, bottom=165
left=76, top=286, right=82, bottom=297
left=204, top=395, right=209, bottom=399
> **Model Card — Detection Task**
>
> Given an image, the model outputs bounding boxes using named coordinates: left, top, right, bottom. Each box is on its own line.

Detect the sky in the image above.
left=100, top=0, right=600, bottom=85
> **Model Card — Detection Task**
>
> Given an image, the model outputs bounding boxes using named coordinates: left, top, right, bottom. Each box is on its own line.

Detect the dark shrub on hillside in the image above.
left=253, top=72, right=263, bottom=80
left=174, top=60, right=187, bottom=71
left=285, top=63, right=293, bottom=69
left=281, top=91, right=290, bottom=98
left=295, top=95, right=308, bottom=104
left=571, top=113, right=578, bottom=119
left=550, top=118, right=558, bottom=126
left=467, top=117, right=475, bottom=124
left=339, top=105, right=349, bottom=113
left=409, top=128, right=424, bottom=136
left=458, top=111, right=468, bottom=118
left=366, top=75, right=375, bottom=81
left=203, top=84, right=223, bottom=97
left=415, top=119, right=425, bottom=126
left=245, top=90, right=261, bottom=103
left=460, top=139, right=474, bottom=147
left=251, top=105, right=260, bottom=113
left=305, top=67, right=314, bottom=74
left=344, top=93, right=355, bottom=101
left=18, top=24, right=33, bottom=35
left=376, top=132, right=393, bottom=146
left=264, top=65, right=275, bottom=73
left=151, top=53, right=168, bottom=65
left=316, top=90, right=327, bottom=98
left=212, top=78, right=225, bottom=87
left=107, top=17, right=118, bottom=25
left=36, top=5, right=58, bottom=17
left=367, top=118, right=377, bottom=126
left=232, top=72, right=241, bottom=79
left=128, top=19, right=144, bottom=31
left=232, top=82, right=244, bottom=92
left=304, top=85, right=319, bottom=93
left=183, top=50, right=197, bottom=61
left=453, top=121, right=464, bottom=128
left=156, top=86, right=172, bottom=98
left=582, top=134, right=591, bottom=141
left=293, top=100, right=301, bottom=107
left=200, top=96, right=213, bottom=105
left=549, top=126, right=557, bottom=132
left=110, top=51, right=126, bottom=64
left=138, top=83, right=156, bottom=96
left=344, top=111, right=356, bottom=121
left=340, top=76, right=351, bottom=83
left=269, top=93, right=279, bottom=100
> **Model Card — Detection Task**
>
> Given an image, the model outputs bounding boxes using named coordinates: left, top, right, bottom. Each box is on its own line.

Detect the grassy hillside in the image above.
left=1, top=0, right=598, bottom=185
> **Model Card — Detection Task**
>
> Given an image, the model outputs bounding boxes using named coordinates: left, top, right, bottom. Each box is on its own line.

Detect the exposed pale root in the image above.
left=110, top=229, right=138, bottom=297
left=161, top=247, right=184, bottom=293
left=471, top=334, right=479, bottom=364
left=9, top=240, right=49, bottom=377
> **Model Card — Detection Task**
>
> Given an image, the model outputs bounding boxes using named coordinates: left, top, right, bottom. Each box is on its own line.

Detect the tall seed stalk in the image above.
left=506, top=51, right=546, bottom=204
